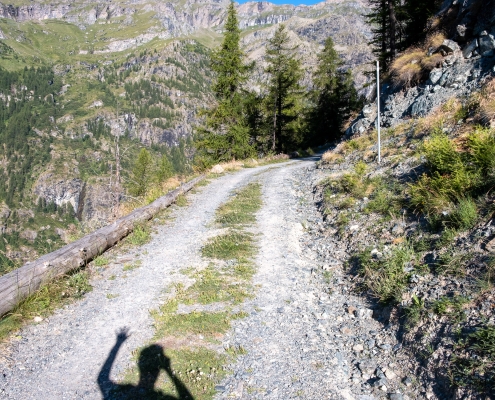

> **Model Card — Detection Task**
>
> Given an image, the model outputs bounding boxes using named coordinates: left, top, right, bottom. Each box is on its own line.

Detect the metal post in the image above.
left=377, top=61, right=381, bottom=164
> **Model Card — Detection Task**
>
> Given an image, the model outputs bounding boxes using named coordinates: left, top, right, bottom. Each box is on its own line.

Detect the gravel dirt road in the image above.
left=0, top=158, right=407, bottom=399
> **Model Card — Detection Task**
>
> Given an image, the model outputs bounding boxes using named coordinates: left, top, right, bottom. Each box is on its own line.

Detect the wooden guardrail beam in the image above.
left=0, top=175, right=204, bottom=317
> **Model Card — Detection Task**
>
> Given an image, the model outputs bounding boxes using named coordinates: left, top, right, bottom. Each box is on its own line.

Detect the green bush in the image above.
left=451, top=325, right=495, bottom=393
left=423, top=133, right=462, bottom=175
left=449, top=197, right=478, bottom=230
left=360, top=243, right=416, bottom=304
left=408, top=128, right=495, bottom=229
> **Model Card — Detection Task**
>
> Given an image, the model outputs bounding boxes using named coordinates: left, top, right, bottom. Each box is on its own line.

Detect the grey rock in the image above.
left=440, top=39, right=460, bottom=53
left=389, top=394, right=404, bottom=400
left=479, top=34, right=495, bottom=56
left=456, top=24, right=467, bottom=38
left=428, top=68, right=443, bottom=85
left=355, top=308, right=373, bottom=319
left=410, top=96, right=431, bottom=117
left=20, top=230, right=38, bottom=242
left=362, top=104, right=377, bottom=120
left=463, top=39, right=478, bottom=58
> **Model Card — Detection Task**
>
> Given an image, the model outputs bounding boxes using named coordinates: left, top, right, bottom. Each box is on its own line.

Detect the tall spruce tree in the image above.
left=264, top=24, right=303, bottom=153
left=194, top=1, right=254, bottom=167
left=366, top=0, right=401, bottom=72
left=307, top=37, right=361, bottom=145
left=403, top=0, right=442, bottom=47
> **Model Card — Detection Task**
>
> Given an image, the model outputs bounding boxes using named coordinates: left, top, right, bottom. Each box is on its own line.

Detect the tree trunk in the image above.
left=0, top=176, right=204, bottom=318
left=388, top=0, right=397, bottom=60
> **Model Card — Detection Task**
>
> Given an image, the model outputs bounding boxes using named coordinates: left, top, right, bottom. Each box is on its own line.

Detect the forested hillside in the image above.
left=0, top=0, right=372, bottom=269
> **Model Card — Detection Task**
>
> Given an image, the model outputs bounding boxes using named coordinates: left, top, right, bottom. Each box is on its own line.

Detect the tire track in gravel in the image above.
left=0, top=162, right=295, bottom=400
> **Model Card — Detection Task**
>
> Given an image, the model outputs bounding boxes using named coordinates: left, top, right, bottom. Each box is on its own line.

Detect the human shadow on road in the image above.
left=98, top=328, right=194, bottom=400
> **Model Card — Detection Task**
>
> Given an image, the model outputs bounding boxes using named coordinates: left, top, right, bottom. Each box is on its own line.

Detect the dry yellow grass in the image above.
left=321, top=151, right=344, bottom=164
left=390, top=32, right=446, bottom=88
left=478, top=78, right=495, bottom=127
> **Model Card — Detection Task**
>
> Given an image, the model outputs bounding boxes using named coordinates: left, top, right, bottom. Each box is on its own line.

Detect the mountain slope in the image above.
left=0, top=0, right=372, bottom=266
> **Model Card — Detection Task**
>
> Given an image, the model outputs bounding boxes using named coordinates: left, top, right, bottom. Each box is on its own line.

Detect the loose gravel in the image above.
left=0, top=163, right=283, bottom=399
left=0, top=158, right=414, bottom=400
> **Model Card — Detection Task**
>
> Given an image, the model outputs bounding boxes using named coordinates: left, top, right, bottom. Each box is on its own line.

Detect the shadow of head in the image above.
left=137, top=344, right=170, bottom=390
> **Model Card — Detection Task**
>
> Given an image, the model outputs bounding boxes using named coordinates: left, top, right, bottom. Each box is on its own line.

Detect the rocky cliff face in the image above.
left=347, top=4, right=495, bottom=136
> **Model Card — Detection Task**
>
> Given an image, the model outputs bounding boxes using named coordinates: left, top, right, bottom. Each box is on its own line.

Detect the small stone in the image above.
left=341, top=327, right=352, bottom=335
left=350, top=224, right=359, bottom=232
left=456, top=24, right=466, bottom=38
left=403, top=377, right=413, bottom=387
left=347, top=305, right=357, bottom=315
left=440, top=39, right=460, bottom=53
left=353, top=343, right=364, bottom=352
left=210, top=164, right=224, bottom=174
left=389, top=394, right=404, bottom=400
left=355, top=308, right=373, bottom=319
left=485, top=236, right=495, bottom=252
left=463, top=39, right=479, bottom=58
left=384, top=369, right=397, bottom=380
left=34, top=316, right=43, bottom=323
left=428, top=68, right=443, bottom=85
left=380, top=385, right=388, bottom=392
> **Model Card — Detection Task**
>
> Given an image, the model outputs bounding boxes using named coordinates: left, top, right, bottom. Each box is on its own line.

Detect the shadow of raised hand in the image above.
left=98, top=328, right=194, bottom=399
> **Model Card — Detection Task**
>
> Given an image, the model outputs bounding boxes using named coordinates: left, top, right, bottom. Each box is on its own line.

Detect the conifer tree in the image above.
left=403, top=0, right=442, bottom=47
left=307, top=37, right=361, bottom=145
left=264, top=24, right=303, bottom=153
left=194, top=1, right=255, bottom=167
left=129, top=148, right=153, bottom=197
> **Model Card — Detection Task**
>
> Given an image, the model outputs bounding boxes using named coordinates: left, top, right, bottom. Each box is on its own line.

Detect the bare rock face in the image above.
left=20, top=229, right=37, bottom=242
left=80, top=181, right=117, bottom=227
left=33, top=173, right=84, bottom=213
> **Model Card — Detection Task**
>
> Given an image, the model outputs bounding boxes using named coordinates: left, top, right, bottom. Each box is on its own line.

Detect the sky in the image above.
left=238, top=0, right=325, bottom=5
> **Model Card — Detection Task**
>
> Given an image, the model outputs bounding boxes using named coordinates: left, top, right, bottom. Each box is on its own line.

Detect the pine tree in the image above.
left=403, top=0, right=442, bottom=48
left=264, top=24, right=303, bottom=153
left=307, top=37, right=361, bottom=145
left=157, top=152, right=173, bottom=182
left=194, top=1, right=255, bottom=167
left=129, top=148, right=153, bottom=197
left=366, top=0, right=401, bottom=72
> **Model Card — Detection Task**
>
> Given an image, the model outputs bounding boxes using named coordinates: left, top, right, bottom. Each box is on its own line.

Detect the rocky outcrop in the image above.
left=33, top=173, right=84, bottom=214
left=347, top=34, right=495, bottom=135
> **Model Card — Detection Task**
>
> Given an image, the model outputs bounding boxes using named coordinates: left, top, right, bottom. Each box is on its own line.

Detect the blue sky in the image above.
left=238, top=0, right=325, bottom=5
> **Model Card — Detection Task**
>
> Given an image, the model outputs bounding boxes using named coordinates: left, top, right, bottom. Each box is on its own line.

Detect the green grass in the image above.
left=216, top=183, right=262, bottom=226
left=183, top=265, right=253, bottom=305
left=126, top=225, right=151, bottom=246
left=202, top=231, right=254, bottom=260
left=432, top=296, right=469, bottom=323
left=451, top=325, right=495, bottom=393
left=119, top=179, right=263, bottom=400
left=403, top=294, right=425, bottom=329
left=123, top=261, right=141, bottom=272
left=358, top=243, right=416, bottom=304
left=119, top=346, right=228, bottom=400
left=93, top=255, right=110, bottom=267
left=0, top=269, right=91, bottom=341
left=436, top=250, right=472, bottom=277
left=175, top=194, right=188, bottom=207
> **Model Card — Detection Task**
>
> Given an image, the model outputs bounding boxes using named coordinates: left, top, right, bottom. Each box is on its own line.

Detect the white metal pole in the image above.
left=377, top=60, right=381, bottom=164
